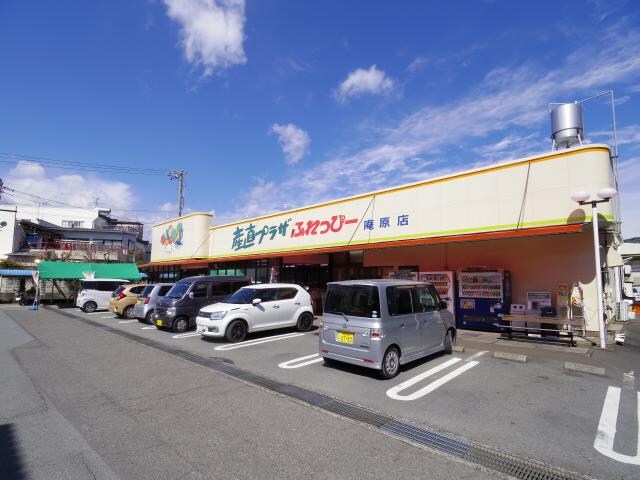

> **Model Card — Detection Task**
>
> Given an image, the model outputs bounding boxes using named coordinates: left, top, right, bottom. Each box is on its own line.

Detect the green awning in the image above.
left=38, top=261, right=141, bottom=280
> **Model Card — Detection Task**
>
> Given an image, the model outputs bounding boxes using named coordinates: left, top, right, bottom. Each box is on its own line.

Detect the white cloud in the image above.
left=164, top=0, right=246, bottom=76
left=334, top=65, right=394, bottom=103
left=407, top=56, right=427, bottom=72
left=270, top=123, right=311, bottom=165
left=4, top=161, right=136, bottom=212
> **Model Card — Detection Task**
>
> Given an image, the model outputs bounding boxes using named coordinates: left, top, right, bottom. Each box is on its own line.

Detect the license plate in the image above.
left=336, top=331, right=354, bottom=344
left=156, top=319, right=163, bottom=327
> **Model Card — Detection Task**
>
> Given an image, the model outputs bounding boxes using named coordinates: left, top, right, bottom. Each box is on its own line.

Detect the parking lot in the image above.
left=32, top=304, right=635, bottom=480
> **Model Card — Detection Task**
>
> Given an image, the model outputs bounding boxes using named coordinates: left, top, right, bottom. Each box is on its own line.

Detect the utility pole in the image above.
left=0, top=179, right=3, bottom=202
left=168, top=170, right=186, bottom=217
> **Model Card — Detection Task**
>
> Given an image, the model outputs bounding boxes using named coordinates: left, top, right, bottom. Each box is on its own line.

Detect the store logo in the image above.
left=161, top=223, right=184, bottom=253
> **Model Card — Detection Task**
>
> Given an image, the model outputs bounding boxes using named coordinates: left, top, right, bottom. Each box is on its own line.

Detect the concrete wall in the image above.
left=0, top=209, right=18, bottom=258
left=364, top=231, right=599, bottom=331
left=15, top=205, right=100, bottom=228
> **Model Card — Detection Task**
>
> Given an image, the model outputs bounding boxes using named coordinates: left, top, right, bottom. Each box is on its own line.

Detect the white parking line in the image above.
left=594, top=385, right=640, bottom=465
left=215, top=332, right=305, bottom=351
left=386, top=352, right=484, bottom=401
left=278, top=353, right=323, bottom=369
left=172, top=332, right=201, bottom=339
left=101, top=316, right=116, bottom=319
left=118, top=319, right=138, bottom=324
left=141, top=326, right=156, bottom=330
left=87, top=312, right=104, bottom=315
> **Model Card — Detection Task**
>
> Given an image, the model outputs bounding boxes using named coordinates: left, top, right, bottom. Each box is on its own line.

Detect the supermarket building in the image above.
left=143, top=144, right=623, bottom=334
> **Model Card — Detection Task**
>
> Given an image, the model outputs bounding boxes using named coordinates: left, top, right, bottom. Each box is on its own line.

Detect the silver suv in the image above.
left=133, top=283, right=174, bottom=324
left=319, top=280, right=456, bottom=379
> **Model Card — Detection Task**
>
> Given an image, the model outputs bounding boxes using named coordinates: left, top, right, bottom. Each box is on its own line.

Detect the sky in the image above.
left=0, top=0, right=639, bottom=239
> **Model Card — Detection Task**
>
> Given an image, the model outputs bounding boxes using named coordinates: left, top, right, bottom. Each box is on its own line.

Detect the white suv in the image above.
left=196, top=283, right=315, bottom=342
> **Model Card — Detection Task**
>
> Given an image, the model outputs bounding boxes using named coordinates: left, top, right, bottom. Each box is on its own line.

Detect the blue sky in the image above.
left=1, top=0, right=639, bottom=238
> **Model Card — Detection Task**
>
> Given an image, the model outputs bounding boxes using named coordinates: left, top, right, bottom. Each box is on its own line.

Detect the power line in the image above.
left=0, top=151, right=170, bottom=176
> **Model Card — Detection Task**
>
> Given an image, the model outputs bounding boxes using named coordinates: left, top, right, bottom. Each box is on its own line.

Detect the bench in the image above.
left=497, top=315, right=585, bottom=347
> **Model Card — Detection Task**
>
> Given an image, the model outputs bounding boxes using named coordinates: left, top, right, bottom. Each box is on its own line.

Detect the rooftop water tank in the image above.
left=551, top=102, right=584, bottom=149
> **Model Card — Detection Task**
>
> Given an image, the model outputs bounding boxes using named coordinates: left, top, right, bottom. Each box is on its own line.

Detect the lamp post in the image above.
left=570, top=187, right=618, bottom=349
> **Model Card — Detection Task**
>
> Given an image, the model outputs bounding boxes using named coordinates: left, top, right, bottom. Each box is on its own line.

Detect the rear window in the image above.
left=324, top=284, right=380, bottom=318
left=112, top=286, right=125, bottom=297
left=141, top=285, right=155, bottom=298
left=277, top=288, right=298, bottom=300
left=158, top=285, right=172, bottom=296
left=129, top=286, right=145, bottom=295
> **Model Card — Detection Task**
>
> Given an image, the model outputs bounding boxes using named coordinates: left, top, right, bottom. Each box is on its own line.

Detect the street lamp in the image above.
left=570, top=187, right=618, bottom=349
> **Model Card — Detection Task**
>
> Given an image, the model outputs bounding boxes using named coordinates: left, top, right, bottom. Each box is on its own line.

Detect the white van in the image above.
left=76, top=279, right=129, bottom=313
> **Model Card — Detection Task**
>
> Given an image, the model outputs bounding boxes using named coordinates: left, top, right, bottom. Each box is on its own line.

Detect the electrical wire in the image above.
left=0, top=151, right=170, bottom=176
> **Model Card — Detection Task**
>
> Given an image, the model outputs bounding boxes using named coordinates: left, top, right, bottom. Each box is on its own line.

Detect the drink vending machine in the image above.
left=418, top=271, right=455, bottom=316
left=457, top=268, right=511, bottom=332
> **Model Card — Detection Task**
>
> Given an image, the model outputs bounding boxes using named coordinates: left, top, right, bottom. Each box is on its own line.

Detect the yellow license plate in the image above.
left=137, top=300, right=142, bottom=304
left=156, top=319, right=163, bottom=327
left=336, top=331, right=354, bottom=344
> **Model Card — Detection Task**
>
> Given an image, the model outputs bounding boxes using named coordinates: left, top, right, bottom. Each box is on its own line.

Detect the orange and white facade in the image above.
left=145, top=144, right=623, bottom=333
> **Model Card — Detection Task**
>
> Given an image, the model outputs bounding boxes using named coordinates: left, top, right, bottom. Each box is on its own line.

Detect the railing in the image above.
left=26, top=240, right=132, bottom=255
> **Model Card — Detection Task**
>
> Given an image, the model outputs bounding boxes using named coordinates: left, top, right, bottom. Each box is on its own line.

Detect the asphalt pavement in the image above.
left=1, top=306, right=502, bottom=480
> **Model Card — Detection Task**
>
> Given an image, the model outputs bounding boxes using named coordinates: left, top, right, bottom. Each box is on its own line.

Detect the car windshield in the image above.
left=325, top=284, right=380, bottom=318
left=224, top=288, right=257, bottom=304
left=165, top=281, right=191, bottom=299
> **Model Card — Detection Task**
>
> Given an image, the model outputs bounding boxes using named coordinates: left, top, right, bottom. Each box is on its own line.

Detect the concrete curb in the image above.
left=452, top=345, right=465, bottom=353
left=564, top=361, right=606, bottom=377
left=493, top=351, right=527, bottom=363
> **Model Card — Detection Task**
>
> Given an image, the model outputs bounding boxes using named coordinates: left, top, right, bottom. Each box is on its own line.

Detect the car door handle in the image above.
left=294, top=302, right=301, bottom=305
left=400, top=323, right=405, bottom=328
left=273, top=305, right=280, bottom=309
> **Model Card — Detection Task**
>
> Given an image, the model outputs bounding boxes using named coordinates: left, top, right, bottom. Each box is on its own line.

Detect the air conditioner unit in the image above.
left=615, top=301, right=630, bottom=322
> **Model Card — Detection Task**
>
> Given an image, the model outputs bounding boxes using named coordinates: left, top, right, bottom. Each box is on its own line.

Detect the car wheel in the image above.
left=379, top=347, right=400, bottom=379
left=173, top=317, right=188, bottom=333
left=444, top=329, right=455, bottom=354
left=296, top=312, right=314, bottom=332
left=145, top=311, right=154, bottom=325
left=123, top=305, right=135, bottom=319
left=225, top=320, right=247, bottom=343
left=82, top=301, right=97, bottom=313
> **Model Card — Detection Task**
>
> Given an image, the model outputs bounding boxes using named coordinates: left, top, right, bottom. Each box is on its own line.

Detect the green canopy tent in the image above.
left=38, top=261, right=141, bottom=280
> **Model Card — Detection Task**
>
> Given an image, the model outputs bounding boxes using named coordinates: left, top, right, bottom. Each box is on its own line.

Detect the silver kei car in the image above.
left=132, top=283, right=174, bottom=324
left=319, top=280, right=456, bottom=379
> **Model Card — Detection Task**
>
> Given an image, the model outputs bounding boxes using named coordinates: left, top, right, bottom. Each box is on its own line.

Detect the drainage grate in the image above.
left=47, top=307, right=593, bottom=480
left=465, top=445, right=586, bottom=480
left=322, top=400, right=393, bottom=427
left=381, top=420, right=471, bottom=458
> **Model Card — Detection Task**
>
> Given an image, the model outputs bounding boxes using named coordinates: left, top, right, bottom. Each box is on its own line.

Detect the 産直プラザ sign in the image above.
left=207, top=145, right=615, bottom=259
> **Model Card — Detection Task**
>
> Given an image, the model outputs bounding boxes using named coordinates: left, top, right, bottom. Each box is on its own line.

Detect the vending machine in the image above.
left=418, top=271, right=455, bottom=317
left=457, top=268, right=511, bottom=331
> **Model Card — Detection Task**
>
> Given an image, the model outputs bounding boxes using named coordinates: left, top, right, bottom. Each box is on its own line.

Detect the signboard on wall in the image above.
left=150, top=213, right=212, bottom=262
left=208, top=146, right=614, bottom=260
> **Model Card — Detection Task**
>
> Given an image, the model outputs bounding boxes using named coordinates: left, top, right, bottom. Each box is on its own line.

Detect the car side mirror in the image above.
left=439, top=300, right=448, bottom=310
left=188, top=292, right=195, bottom=299
left=252, top=298, right=262, bottom=305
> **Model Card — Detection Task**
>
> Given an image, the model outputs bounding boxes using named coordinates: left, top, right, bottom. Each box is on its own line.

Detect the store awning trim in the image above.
left=38, top=261, right=141, bottom=280
left=0, top=269, right=36, bottom=277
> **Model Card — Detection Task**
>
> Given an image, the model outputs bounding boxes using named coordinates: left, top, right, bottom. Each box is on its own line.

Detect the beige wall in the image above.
left=151, top=213, right=212, bottom=262
left=364, top=231, right=600, bottom=331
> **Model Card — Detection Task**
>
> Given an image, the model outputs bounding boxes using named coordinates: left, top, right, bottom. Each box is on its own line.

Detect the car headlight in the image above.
left=166, top=307, right=176, bottom=316
left=210, top=311, right=227, bottom=320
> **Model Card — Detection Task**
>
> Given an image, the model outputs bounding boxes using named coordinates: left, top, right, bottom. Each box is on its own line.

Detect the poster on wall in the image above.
left=557, top=283, right=570, bottom=308
left=388, top=271, right=418, bottom=281
left=527, top=292, right=552, bottom=313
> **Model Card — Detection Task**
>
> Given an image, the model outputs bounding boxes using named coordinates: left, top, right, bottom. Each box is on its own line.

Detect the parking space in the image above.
left=61, top=306, right=638, bottom=479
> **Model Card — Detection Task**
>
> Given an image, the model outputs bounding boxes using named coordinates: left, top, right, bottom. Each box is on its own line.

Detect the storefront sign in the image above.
left=151, top=213, right=212, bottom=262
left=208, top=147, right=614, bottom=259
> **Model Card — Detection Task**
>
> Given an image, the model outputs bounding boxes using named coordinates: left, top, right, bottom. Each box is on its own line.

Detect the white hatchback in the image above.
left=196, top=283, right=315, bottom=342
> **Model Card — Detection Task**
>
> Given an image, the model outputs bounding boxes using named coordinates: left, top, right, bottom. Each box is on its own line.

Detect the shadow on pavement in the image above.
left=0, top=423, right=26, bottom=480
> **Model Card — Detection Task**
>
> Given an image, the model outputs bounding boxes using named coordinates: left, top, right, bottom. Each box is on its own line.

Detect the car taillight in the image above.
left=370, top=328, right=384, bottom=339
left=144, top=297, right=150, bottom=305
left=118, top=292, right=127, bottom=300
